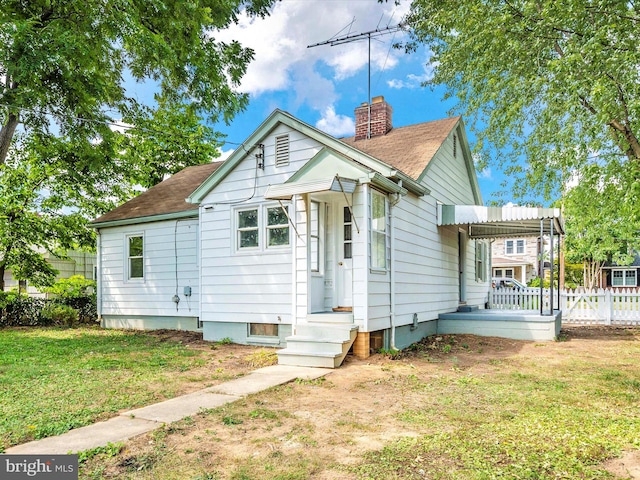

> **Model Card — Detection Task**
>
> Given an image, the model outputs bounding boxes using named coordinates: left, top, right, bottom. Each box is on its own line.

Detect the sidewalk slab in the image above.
left=207, top=365, right=330, bottom=396
left=5, top=364, right=333, bottom=456
left=6, top=416, right=159, bottom=455
left=123, top=391, right=241, bottom=423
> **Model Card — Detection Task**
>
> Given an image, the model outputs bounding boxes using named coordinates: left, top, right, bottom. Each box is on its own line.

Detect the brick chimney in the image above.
left=354, top=96, right=393, bottom=140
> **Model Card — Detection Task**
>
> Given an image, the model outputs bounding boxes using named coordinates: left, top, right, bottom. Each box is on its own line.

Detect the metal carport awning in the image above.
left=438, top=205, right=564, bottom=238
left=438, top=204, right=564, bottom=317
left=264, top=176, right=358, bottom=201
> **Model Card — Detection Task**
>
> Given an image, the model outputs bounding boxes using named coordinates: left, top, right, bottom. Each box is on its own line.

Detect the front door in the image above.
left=337, top=202, right=353, bottom=308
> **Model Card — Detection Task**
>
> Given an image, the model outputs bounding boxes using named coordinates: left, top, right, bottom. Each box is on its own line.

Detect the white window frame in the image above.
left=126, top=233, right=145, bottom=281
left=505, top=238, right=526, bottom=255
left=310, top=201, right=321, bottom=273
left=234, top=203, right=291, bottom=253
left=265, top=205, right=290, bottom=249
left=612, top=269, right=637, bottom=287
left=475, top=240, right=487, bottom=282
left=370, top=189, right=387, bottom=271
left=236, top=207, right=260, bottom=251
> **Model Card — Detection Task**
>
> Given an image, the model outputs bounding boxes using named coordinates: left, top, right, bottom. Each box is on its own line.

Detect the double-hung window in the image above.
left=238, top=209, right=259, bottom=249
left=371, top=190, right=387, bottom=270
left=612, top=269, right=637, bottom=287
left=267, top=206, right=289, bottom=247
left=505, top=239, right=525, bottom=255
left=127, top=234, right=144, bottom=279
left=236, top=204, right=290, bottom=252
left=310, top=201, right=320, bottom=272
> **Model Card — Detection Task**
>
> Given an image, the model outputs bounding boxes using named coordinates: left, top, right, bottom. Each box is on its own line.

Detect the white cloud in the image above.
left=315, top=106, right=355, bottom=137
left=387, top=52, right=438, bottom=89
left=478, top=167, right=493, bottom=180
left=214, top=0, right=410, bottom=114
left=217, top=148, right=234, bottom=161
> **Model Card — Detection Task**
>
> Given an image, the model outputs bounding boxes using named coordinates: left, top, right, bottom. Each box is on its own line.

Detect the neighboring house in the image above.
left=491, top=236, right=544, bottom=285
left=3, top=250, right=96, bottom=297
left=601, top=253, right=640, bottom=288
left=92, top=96, right=500, bottom=366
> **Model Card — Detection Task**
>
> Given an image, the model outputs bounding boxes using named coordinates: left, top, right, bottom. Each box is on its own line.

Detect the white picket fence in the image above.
left=490, top=287, right=640, bottom=325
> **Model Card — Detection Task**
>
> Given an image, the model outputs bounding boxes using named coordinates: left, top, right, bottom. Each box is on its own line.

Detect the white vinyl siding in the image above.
left=368, top=129, right=487, bottom=332
left=100, top=219, right=200, bottom=317
left=199, top=124, right=316, bottom=326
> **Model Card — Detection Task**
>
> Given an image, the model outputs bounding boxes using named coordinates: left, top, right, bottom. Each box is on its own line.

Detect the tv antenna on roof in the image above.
left=308, top=22, right=405, bottom=139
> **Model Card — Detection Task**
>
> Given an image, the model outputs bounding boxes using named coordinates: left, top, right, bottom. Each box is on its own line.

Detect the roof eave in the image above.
left=91, top=209, right=199, bottom=229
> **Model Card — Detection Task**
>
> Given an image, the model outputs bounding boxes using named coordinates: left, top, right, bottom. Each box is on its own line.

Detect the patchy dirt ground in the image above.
left=85, top=327, right=640, bottom=479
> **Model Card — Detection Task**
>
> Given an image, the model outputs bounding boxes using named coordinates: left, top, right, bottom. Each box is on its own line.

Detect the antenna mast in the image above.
left=308, top=23, right=403, bottom=139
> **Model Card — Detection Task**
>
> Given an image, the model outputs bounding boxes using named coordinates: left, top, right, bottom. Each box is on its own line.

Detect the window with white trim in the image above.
left=127, top=234, right=144, bottom=279
left=612, top=269, right=637, bottom=287
left=266, top=206, right=289, bottom=247
left=237, top=208, right=259, bottom=249
left=310, top=201, right=320, bottom=272
left=475, top=240, right=487, bottom=282
left=275, top=134, right=289, bottom=167
left=505, top=239, right=525, bottom=255
left=371, top=190, right=387, bottom=270
left=235, top=204, right=290, bottom=252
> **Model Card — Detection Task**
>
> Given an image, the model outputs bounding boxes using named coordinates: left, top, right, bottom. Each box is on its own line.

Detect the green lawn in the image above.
left=76, top=328, right=640, bottom=479
left=0, top=326, right=218, bottom=451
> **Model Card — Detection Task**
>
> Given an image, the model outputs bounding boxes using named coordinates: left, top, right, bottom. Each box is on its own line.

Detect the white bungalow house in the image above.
left=92, top=97, right=562, bottom=367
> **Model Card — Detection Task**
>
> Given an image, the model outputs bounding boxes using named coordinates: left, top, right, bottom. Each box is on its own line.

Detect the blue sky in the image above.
left=206, top=0, right=501, bottom=203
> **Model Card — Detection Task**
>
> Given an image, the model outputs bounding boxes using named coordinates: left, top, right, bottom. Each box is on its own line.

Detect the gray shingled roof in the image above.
left=340, top=117, right=460, bottom=180
left=92, top=162, right=223, bottom=225
left=93, top=116, right=460, bottom=225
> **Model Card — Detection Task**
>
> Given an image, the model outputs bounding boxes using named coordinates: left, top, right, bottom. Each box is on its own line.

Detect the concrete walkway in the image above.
left=6, top=365, right=330, bottom=455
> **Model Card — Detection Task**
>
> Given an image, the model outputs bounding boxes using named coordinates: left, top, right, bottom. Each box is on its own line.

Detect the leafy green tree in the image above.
left=405, top=1, right=640, bottom=201
left=561, top=161, right=640, bottom=288
left=0, top=0, right=275, bottom=288
left=405, top=1, right=640, bottom=285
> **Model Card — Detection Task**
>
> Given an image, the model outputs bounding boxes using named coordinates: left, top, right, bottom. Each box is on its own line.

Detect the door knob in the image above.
left=338, top=262, right=343, bottom=266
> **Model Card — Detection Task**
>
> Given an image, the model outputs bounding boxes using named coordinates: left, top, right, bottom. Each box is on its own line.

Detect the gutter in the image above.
left=96, top=229, right=103, bottom=325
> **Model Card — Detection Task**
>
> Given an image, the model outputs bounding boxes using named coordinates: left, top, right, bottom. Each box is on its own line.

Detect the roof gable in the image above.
left=92, top=162, right=223, bottom=227
left=187, top=109, right=427, bottom=204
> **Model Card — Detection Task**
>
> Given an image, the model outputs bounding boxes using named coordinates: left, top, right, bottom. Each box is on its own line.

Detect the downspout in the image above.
left=389, top=182, right=402, bottom=351
left=96, top=229, right=103, bottom=326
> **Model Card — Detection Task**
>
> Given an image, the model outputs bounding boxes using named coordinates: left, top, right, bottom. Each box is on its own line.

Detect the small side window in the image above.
left=128, top=235, right=144, bottom=279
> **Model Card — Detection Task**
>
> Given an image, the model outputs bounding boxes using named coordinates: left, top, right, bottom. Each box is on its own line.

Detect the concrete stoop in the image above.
left=277, top=321, right=358, bottom=368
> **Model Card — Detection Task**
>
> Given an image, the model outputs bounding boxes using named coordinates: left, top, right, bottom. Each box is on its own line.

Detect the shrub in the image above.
left=41, top=304, right=79, bottom=327
left=0, top=294, right=47, bottom=327
left=43, top=275, right=95, bottom=298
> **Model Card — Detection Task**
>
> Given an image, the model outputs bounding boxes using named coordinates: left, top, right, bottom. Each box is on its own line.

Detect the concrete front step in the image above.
left=295, top=323, right=357, bottom=341
left=284, top=336, right=345, bottom=354
left=277, top=324, right=358, bottom=368
left=277, top=350, right=343, bottom=368
left=307, top=312, right=353, bottom=324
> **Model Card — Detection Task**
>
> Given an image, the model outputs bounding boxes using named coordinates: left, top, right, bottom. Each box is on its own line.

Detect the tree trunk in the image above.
left=0, top=262, right=5, bottom=291
left=0, top=112, right=19, bottom=165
